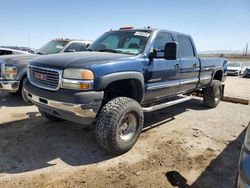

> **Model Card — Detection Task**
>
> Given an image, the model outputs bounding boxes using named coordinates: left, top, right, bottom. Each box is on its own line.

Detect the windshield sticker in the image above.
left=56, top=45, right=64, bottom=49
left=134, top=32, right=150, bottom=37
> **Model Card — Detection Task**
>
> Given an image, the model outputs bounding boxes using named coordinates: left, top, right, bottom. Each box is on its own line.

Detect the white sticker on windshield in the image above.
left=134, top=32, right=150, bottom=37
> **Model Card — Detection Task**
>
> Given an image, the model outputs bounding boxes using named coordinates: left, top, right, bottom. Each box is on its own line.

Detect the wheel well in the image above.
left=104, top=79, right=143, bottom=103
left=213, top=70, right=223, bottom=81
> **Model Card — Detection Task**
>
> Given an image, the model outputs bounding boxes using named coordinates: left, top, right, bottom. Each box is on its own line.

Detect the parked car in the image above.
left=236, top=123, right=250, bottom=187
left=0, top=39, right=92, bottom=103
left=23, top=27, right=227, bottom=154
left=243, top=67, right=250, bottom=78
left=227, top=62, right=246, bottom=76
left=0, top=46, right=35, bottom=54
left=0, top=47, right=31, bottom=56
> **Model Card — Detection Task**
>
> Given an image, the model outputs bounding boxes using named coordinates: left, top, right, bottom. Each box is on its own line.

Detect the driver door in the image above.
left=144, top=32, right=180, bottom=102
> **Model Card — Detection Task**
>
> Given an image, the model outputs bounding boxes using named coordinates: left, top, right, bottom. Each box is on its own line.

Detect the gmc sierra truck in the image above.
left=23, top=28, right=228, bottom=154
left=0, top=39, right=92, bottom=103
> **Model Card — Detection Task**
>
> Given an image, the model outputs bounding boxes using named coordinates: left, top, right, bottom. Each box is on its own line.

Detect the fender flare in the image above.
left=96, top=71, right=145, bottom=102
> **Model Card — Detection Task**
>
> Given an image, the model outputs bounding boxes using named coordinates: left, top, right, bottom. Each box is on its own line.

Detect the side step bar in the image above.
left=142, top=95, right=192, bottom=112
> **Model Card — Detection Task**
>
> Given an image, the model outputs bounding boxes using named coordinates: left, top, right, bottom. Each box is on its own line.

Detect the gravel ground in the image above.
left=224, top=76, right=250, bottom=101
left=0, top=77, right=249, bottom=188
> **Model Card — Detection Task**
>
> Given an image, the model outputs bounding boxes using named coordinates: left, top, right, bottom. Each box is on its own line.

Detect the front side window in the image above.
left=36, top=40, right=68, bottom=55
left=176, top=35, right=195, bottom=58
left=153, top=32, right=173, bottom=50
left=88, top=30, right=151, bottom=55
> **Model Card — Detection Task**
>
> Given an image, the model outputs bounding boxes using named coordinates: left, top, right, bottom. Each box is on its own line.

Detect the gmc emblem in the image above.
left=34, top=72, right=47, bottom=80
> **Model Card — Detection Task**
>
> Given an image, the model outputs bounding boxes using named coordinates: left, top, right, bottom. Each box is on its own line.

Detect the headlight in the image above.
left=244, top=125, right=250, bottom=151
left=63, top=68, right=94, bottom=80
left=5, top=66, right=17, bottom=79
left=62, top=68, right=94, bottom=90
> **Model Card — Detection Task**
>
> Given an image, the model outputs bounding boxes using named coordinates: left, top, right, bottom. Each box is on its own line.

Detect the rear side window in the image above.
left=153, top=32, right=173, bottom=50
left=176, top=35, right=195, bottom=58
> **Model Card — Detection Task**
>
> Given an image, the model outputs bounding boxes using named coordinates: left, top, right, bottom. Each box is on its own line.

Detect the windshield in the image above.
left=228, top=62, right=241, bottom=67
left=88, top=30, right=151, bottom=55
left=36, top=40, right=68, bottom=55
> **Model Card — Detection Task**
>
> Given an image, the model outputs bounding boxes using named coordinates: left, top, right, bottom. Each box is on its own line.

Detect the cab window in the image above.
left=176, top=35, right=195, bottom=58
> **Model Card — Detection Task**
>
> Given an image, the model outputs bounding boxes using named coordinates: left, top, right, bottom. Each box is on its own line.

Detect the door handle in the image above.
left=193, top=63, right=197, bottom=68
left=175, top=63, right=180, bottom=69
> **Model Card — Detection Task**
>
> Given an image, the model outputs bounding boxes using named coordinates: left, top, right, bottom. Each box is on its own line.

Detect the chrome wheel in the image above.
left=118, top=113, right=138, bottom=141
left=214, top=87, right=221, bottom=102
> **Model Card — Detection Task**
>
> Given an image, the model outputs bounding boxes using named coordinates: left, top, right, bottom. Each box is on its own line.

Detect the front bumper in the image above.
left=227, top=71, right=240, bottom=76
left=24, top=80, right=104, bottom=125
left=237, top=146, right=250, bottom=188
left=0, top=80, right=20, bottom=92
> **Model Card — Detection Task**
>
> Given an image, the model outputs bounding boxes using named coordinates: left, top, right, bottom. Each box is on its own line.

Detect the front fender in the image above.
left=96, top=71, right=145, bottom=90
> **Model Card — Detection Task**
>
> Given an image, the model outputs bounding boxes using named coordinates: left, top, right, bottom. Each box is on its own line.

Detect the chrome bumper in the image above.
left=23, top=88, right=101, bottom=125
left=0, top=80, right=20, bottom=92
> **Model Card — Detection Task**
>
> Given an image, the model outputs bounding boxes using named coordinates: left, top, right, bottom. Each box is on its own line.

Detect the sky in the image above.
left=0, top=0, right=249, bottom=51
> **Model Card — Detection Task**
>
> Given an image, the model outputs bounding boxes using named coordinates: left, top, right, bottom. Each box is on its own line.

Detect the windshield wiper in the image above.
left=36, top=52, right=43, bottom=55
left=86, top=49, right=95, bottom=51
left=98, top=49, right=124, bottom=54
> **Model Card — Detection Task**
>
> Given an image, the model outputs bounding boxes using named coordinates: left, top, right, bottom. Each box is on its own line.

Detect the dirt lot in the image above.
left=0, top=77, right=250, bottom=188
left=224, top=76, right=250, bottom=101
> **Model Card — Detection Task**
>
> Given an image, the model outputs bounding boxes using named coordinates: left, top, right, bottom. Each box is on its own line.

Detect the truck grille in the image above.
left=29, top=66, right=62, bottom=91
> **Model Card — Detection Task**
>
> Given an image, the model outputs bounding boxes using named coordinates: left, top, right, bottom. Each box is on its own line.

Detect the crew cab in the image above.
left=0, top=39, right=92, bottom=103
left=24, top=28, right=228, bottom=154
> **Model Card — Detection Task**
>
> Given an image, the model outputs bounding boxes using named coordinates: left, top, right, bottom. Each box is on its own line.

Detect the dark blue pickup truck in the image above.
left=24, top=27, right=227, bottom=154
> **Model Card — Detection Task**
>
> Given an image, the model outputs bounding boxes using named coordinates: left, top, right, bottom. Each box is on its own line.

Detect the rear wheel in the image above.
left=203, top=80, right=222, bottom=108
left=39, top=109, right=65, bottom=122
left=95, top=97, right=143, bottom=155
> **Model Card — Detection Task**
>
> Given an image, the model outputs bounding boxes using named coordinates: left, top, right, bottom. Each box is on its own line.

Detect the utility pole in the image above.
left=246, top=43, right=248, bottom=56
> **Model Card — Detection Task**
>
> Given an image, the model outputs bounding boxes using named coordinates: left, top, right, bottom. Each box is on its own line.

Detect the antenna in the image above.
left=28, top=32, right=30, bottom=48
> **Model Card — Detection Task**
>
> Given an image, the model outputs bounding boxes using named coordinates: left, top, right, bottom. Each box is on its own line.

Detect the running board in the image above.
left=142, top=95, right=192, bottom=112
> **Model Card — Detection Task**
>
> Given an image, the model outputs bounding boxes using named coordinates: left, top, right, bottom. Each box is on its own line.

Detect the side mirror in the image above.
left=66, top=49, right=76, bottom=53
left=164, top=42, right=177, bottom=60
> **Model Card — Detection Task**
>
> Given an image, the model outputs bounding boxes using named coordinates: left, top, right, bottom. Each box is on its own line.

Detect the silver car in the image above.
left=237, top=122, right=250, bottom=187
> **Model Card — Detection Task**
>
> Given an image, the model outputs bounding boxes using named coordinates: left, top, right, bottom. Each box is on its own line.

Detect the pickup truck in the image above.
left=23, top=28, right=228, bottom=154
left=0, top=39, right=92, bottom=103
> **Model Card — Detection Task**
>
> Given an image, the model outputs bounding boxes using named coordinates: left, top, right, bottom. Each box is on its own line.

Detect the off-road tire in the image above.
left=95, top=97, right=144, bottom=155
left=203, top=80, right=222, bottom=108
left=39, top=109, right=65, bottom=122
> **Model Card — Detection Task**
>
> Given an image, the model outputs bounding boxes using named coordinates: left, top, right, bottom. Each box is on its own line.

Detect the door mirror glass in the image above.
left=164, top=42, right=177, bottom=60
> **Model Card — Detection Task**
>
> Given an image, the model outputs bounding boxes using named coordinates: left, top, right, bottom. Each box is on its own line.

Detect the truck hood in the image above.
left=0, top=54, right=39, bottom=66
left=29, top=52, right=134, bottom=69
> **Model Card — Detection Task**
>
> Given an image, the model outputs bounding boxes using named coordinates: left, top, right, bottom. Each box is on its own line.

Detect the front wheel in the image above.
left=95, top=97, right=144, bottom=155
left=203, top=80, right=222, bottom=108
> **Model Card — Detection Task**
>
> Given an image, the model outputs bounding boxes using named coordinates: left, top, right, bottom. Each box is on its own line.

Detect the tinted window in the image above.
left=0, top=50, right=13, bottom=55
left=65, top=43, right=87, bottom=52
left=153, top=32, right=173, bottom=50
left=177, top=35, right=195, bottom=58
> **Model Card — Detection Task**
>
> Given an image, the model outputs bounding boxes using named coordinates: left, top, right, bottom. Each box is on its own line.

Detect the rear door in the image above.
left=176, top=35, right=200, bottom=92
left=144, top=32, right=180, bottom=101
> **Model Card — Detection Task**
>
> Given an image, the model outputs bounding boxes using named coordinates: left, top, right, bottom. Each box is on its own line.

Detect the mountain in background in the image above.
left=198, top=50, right=243, bottom=55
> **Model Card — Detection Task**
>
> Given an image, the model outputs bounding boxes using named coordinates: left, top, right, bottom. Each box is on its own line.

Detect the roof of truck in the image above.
left=52, top=38, right=93, bottom=43
left=111, top=27, right=190, bottom=36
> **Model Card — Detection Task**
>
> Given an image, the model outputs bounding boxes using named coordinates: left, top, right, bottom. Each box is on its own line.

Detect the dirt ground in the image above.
left=0, top=77, right=250, bottom=188
left=224, top=76, right=250, bottom=100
